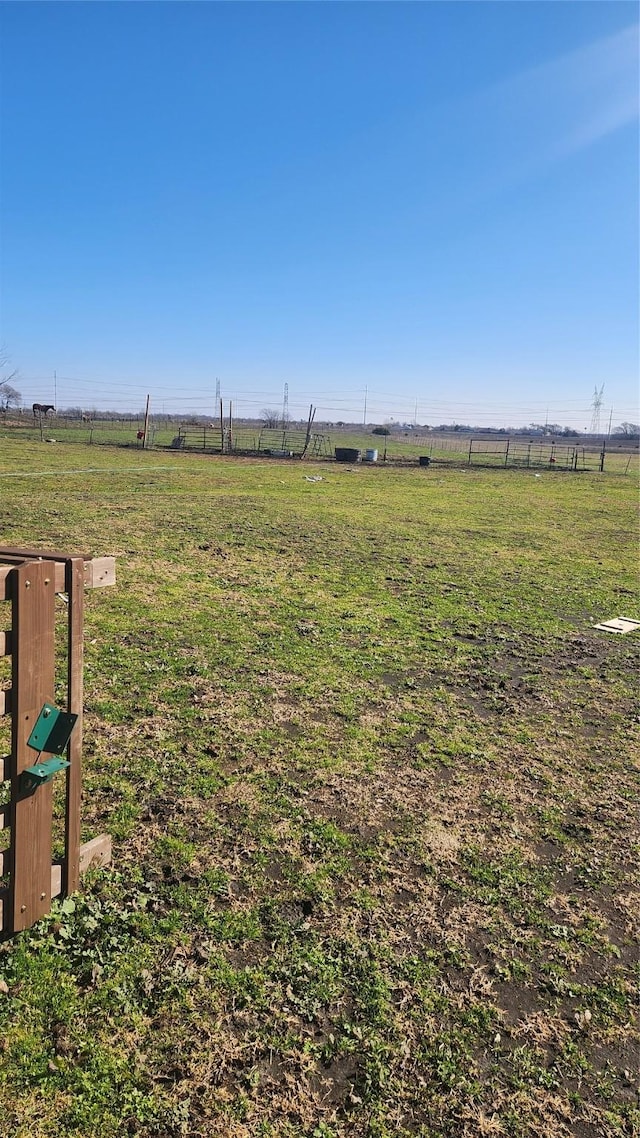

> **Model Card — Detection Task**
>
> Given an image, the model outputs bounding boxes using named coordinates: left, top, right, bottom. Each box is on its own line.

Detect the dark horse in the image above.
left=32, top=403, right=55, bottom=417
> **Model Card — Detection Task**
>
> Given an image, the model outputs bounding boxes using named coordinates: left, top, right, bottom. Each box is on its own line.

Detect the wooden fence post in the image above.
left=64, top=557, right=85, bottom=896
left=8, top=561, right=56, bottom=933
left=0, top=550, right=116, bottom=937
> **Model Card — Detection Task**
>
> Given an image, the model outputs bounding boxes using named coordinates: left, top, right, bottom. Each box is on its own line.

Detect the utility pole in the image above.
left=363, top=386, right=368, bottom=426
left=607, top=407, right=613, bottom=437
left=54, top=370, right=57, bottom=410
left=303, top=403, right=315, bottom=456
left=282, top=382, right=289, bottom=427
left=143, top=394, right=150, bottom=449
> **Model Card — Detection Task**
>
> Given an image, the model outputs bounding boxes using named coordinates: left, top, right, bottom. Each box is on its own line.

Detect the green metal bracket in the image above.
left=19, top=703, right=77, bottom=793
left=20, top=755, right=71, bottom=794
left=27, top=703, right=78, bottom=757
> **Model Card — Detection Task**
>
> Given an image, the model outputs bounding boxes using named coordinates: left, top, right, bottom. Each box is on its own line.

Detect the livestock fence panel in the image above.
left=173, top=424, right=333, bottom=458
left=467, top=438, right=607, bottom=471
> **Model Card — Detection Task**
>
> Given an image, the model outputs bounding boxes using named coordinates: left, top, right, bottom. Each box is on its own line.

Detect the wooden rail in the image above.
left=0, top=556, right=115, bottom=601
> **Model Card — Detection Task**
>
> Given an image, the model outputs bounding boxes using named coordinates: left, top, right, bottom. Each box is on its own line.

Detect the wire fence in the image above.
left=0, top=414, right=637, bottom=474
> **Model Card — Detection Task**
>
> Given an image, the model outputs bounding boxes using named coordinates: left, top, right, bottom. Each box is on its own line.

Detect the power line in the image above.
left=21, top=375, right=628, bottom=409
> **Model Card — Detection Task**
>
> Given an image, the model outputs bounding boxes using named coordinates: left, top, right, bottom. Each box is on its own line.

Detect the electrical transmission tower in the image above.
left=215, top=377, right=221, bottom=403
left=282, top=382, right=289, bottom=426
left=590, top=384, right=604, bottom=434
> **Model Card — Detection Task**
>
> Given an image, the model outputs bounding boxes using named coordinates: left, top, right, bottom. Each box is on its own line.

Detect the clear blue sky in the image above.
left=1, top=2, right=638, bottom=428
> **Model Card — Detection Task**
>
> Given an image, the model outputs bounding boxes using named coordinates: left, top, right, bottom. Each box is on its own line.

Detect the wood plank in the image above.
left=84, top=557, right=116, bottom=589
left=0, top=562, right=64, bottom=597
left=64, top=557, right=84, bottom=895
left=51, top=862, right=62, bottom=899
left=0, top=850, right=4, bottom=877
left=0, top=631, right=11, bottom=656
left=0, top=545, right=90, bottom=562
left=0, top=804, right=6, bottom=830
left=0, top=567, right=11, bottom=603
left=8, top=561, right=56, bottom=933
left=53, top=837, right=112, bottom=901
left=79, top=833, right=112, bottom=872
left=0, top=690, right=10, bottom=716
left=0, top=558, right=115, bottom=600
left=0, top=756, right=10, bottom=782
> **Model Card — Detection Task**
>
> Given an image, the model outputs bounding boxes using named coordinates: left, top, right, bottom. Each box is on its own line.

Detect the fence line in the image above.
left=1, top=415, right=636, bottom=472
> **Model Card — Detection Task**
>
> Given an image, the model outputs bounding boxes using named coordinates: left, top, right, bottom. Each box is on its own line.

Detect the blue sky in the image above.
left=1, top=2, right=638, bottom=428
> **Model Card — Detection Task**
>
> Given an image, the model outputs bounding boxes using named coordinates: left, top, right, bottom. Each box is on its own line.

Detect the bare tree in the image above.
left=0, top=348, right=21, bottom=411
left=261, top=408, right=281, bottom=428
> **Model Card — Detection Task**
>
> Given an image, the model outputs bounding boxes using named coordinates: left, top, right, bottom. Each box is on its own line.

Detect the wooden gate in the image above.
left=0, top=547, right=115, bottom=936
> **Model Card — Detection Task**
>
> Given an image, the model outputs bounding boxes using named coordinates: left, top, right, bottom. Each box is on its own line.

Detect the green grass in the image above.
left=0, top=438, right=638, bottom=1137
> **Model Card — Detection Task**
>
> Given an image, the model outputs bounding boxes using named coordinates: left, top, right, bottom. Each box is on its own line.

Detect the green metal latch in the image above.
left=19, top=703, right=77, bottom=793
left=27, top=703, right=77, bottom=756
left=20, top=755, right=70, bottom=793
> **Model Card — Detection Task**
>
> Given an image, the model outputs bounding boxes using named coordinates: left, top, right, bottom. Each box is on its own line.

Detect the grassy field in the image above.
left=0, top=439, right=638, bottom=1138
